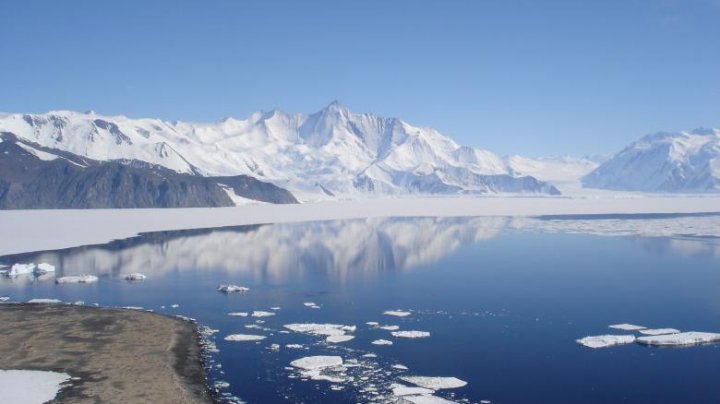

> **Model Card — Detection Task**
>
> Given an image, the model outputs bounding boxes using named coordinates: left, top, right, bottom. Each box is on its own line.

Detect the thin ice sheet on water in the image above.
left=392, top=331, right=431, bottom=339
left=608, top=323, right=646, bottom=331
left=400, top=376, right=468, bottom=390
left=384, top=310, right=412, bottom=317
left=576, top=334, right=636, bottom=348
left=391, top=383, right=435, bottom=396
left=403, top=394, right=458, bottom=404
left=636, top=331, right=720, bottom=346
left=224, top=334, right=266, bottom=342
left=289, top=355, right=343, bottom=370
left=638, top=328, right=681, bottom=336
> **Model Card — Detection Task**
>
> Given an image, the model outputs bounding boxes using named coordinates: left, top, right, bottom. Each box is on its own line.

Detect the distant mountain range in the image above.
left=0, top=102, right=717, bottom=209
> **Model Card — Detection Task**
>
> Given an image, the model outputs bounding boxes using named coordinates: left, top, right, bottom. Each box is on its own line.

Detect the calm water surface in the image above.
left=1, top=216, right=720, bottom=403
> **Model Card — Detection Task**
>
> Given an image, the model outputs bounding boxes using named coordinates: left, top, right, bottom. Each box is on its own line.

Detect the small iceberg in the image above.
left=384, top=310, right=412, bottom=317
left=228, top=312, right=249, bottom=317
left=576, top=334, right=636, bottom=348
left=7, top=263, right=36, bottom=276
left=290, top=355, right=343, bottom=370
left=638, top=328, right=681, bottom=336
left=392, top=331, right=431, bottom=339
left=217, top=284, right=249, bottom=293
left=400, top=376, right=468, bottom=389
left=56, top=275, right=98, bottom=284
left=609, top=323, right=646, bottom=331
left=251, top=311, right=275, bottom=318
left=371, top=339, right=393, bottom=346
left=636, top=331, right=720, bottom=346
left=35, top=263, right=56, bottom=274
left=224, top=334, right=266, bottom=342
left=124, top=273, right=146, bottom=281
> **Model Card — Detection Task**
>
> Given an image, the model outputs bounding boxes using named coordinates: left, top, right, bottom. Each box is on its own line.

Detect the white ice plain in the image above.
left=224, top=334, right=266, bottom=342
left=0, top=369, right=71, bottom=404
left=392, top=331, right=431, bottom=339
left=636, top=332, right=720, bottom=346
left=576, top=335, right=636, bottom=348
left=400, top=376, right=468, bottom=389
left=608, top=323, right=646, bottom=331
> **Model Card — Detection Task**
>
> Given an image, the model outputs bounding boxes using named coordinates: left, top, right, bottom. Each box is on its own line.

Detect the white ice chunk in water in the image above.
left=56, top=275, right=98, bottom=284
left=0, top=369, right=71, bottom=404
left=35, top=263, right=56, bottom=274
left=379, top=325, right=400, bottom=331
left=284, top=323, right=354, bottom=337
left=576, top=334, right=636, bottom=348
left=403, top=394, right=458, bottom=404
left=251, top=311, right=275, bottom=318
left=401, top=376, right=468, bottom=389
left=609, top=323, right=646, bottom=331
left=326, top=335, right=354, bottom=344
left=27, top=298, right=62, bottom=304
left=303, top=302, right=321, bottom=309
left=638, top=328, right=681, bottom=336
left=366, top=321, right=379, bottom=326
left=392, top=364, right=409, bottom=370
left=372, top=339, right=393, bottom=346
left=228, top=312, right=249, bottom=317
left=224, top=334, right=266, bottom=342
left=384, top=310, right=412, bottom=317
left=636, top=331, right=720, bottom=346
left=270, top=307, right=281, bottom=310
left=124, top=273, right=146, bottom=281
left=170, top=304, right=179, bottom=308
left=286, top=344, right=305, bottom=349
left=391, top=383, right=434, bottom=396
left=8, top=263, right=35, bottom=276
left=392, top=331, right=431, bottom=339
left=217, top=284, right=249, bottom=293
left=290, top=355, right=343, bottom=370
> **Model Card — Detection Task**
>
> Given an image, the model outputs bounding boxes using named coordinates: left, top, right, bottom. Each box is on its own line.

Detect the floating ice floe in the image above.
left=228, top=312, right=249, bottom=317
left=638, top=328, right=681, bottom=336
left=326, top=335, right=354, bottom=344
left=251, top=311, right=275, bottom=318
left=636, top=331, right=720, bottom=346
left=576, top=334, right=636, bottom=348
left=217, top=284, right=249, bottom=293
left=384, top=310, right=412, bottom=317
left=224, top=334, right=266, bottom=342
left=392, top=331, right=431, bottom=339
left=286, top=344, right=306, bottom=349
left=124, top=273, right=146, bottom=281
left=268, top=344, right=280, bottom=352
left=608, top=323, right=646, bottom=331
left=7, top=263, right=36, bottom=276
left=392, top=364, right=409, bottom=370
left=214, top=381, right=230, bottom=389
left=35, top=263, right=55, bottom=274
left=402, top=394, right=458, bottom=404
left=391, top=383, right=434, bottom=396
left=362, top=353, right=377, bottom=358
left=284, top=323, right=355, bottom=337
left=379, top=325, right=400, bottom=331
left=170, top=304, right=179, bottom=308
left=290, top=355, right=343, bottom=370
left=371, top=339, right=393, bottom=346
left=400, top=376, right=468, bottom=389
left=366, top=321, right=379, bottom=326
left=27, top=298, right=61, bottom=304
left=270, top=307, right=281, bottom=310
left=56, top=275, right=98, bottom=284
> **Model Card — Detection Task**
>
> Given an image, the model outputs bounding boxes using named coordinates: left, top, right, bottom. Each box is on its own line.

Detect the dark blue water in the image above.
left=1, top=216, right=720, bottom=403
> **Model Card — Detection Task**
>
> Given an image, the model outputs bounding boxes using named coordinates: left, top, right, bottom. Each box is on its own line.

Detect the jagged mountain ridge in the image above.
left=582, top=128, right=720, bottom=193
left=0, top=102, right=560, bottom=199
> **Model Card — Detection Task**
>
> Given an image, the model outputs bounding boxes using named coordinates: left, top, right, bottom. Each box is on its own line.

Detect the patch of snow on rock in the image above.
left=0, top=369, right=71, bottom=404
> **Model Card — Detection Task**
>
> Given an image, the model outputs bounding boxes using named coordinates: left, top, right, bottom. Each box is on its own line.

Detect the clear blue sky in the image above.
left=1, top=0, right=719, bottom=156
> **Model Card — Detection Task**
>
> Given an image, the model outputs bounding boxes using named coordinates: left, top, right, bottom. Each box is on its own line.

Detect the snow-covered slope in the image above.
left=0, top=102, right=559, bottom=200
left=582, top=128, right=720, bottom=193
left=506, top=155, right=602, bottom=192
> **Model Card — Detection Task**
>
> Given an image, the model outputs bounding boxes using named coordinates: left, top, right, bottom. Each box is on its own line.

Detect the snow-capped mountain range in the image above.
left=583, top=128, right=720, bottom=193
left=0, top=102, right=560, bottom=200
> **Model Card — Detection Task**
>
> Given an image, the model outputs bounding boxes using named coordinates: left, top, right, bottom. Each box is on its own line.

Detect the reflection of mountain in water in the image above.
left=0, top=217, right=509, bottom=282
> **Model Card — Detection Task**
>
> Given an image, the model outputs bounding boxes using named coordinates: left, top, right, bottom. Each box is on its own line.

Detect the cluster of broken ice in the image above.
left=579, top=323, right=720, bottom=348
left=55, top=275, right=98, bottom=284
left=217, top=284, right=249, bottom=293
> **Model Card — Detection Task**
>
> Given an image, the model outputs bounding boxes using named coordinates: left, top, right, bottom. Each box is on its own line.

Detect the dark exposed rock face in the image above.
left=0, top=133, right=298, bottom=209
